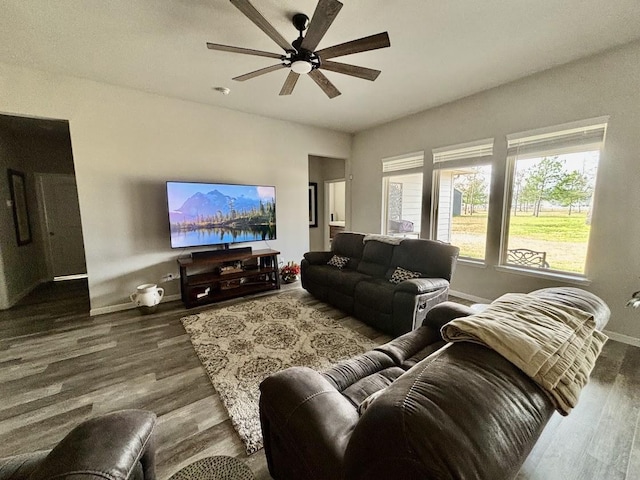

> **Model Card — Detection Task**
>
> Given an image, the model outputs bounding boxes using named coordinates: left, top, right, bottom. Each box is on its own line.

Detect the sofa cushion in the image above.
left=389, top=238, right=460, bottom=281
left=332, top=270, right=371, bottom=297
left=303, top=264, right=334, bottom=286
left=327, top=255, right=350, bottom=269
left=323, top=350, right=397, bottom=392
left=332, top=232, right=366, bottom=259
left=357, top=388, right=386, bottom=415
left=304, top=265, right=369, bottom=297
left=357, top=241, right=395, bottom=278
left=389, top=266, right=421, bottom=284
left=354, top=278, right=395, bottom=313
left=342, top=367, right=405, bottom=409
left=375, top=324, right=445, bottom=366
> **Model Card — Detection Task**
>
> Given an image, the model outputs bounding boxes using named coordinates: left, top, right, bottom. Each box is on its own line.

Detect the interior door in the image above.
left=38, top=174, right=87, bottom=277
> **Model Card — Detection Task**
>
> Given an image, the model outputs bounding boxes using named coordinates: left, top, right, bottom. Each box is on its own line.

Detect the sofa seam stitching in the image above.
left=283, top=389, right=336, bottom=425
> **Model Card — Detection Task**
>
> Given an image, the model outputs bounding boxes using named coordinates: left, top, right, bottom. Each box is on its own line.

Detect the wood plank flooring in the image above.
left=1, top=280, right=639, bottom=479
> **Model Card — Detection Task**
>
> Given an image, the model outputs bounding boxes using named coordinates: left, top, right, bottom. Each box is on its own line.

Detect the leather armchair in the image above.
left=0, top=410, right=157, bottom=480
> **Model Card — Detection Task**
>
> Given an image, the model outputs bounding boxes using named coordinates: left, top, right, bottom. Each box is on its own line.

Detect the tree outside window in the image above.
left=506, top=151, right=599, bottom=274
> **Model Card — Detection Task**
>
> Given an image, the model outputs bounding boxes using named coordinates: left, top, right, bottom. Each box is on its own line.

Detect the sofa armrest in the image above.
left=0, top=452, right=49, bottom=480
left=375, top=325, right=443, bottom=366
left=394, top=277, right=449, bottom=294
left=422, top=301, right=475, bottom=330
left=260, top=367, right=359, bottom=480
left=29, top=410, right=157, bottom=480
left=303, top=251, right=333, bottom=265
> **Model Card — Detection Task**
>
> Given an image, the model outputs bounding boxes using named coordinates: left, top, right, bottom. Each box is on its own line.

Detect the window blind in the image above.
left=507, top=117, right=608, bottom=160
left=432, top=138, right=494, bottom=169
left=381, top=152, right=424, bottom=173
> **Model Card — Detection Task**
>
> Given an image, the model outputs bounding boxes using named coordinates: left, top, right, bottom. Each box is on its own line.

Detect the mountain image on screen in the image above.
left=166, top=183, right=276, bottom=248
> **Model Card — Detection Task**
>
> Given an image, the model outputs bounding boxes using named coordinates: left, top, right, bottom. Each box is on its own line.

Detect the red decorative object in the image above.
left=281, top=262, right=301, bottom=283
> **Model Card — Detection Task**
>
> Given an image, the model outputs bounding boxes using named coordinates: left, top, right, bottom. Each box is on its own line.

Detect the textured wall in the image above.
left=351, top=40, right=640, bottom=341
left=0, top=64, right=351, bottom=313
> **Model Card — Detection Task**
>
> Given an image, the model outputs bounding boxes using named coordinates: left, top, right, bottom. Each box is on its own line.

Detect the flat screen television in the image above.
left=166, top=181, right=276, bottom=249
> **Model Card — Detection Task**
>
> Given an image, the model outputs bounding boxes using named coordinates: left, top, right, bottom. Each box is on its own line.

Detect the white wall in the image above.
left=351, top=39, right=640, bottom=342
left=0, top=63, right=351, bottom=313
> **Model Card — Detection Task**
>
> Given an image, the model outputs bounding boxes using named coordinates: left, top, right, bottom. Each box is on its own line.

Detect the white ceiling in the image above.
left=2, top=0, right=640, bottom=133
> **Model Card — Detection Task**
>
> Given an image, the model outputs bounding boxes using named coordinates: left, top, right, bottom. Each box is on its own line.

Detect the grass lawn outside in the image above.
left=451, top=211, right=590, bottom=273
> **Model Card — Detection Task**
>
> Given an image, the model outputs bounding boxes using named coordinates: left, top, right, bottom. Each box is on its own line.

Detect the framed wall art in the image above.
left=309, top=182, right=318, bottom=228
left=7, top=169, right=32, bottom=246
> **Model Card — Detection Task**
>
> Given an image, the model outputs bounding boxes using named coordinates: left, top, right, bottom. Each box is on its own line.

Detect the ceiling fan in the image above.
left=206, top=0, right=390, bottom=99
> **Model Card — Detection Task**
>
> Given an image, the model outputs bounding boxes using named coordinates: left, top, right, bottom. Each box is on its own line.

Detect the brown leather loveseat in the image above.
left=259, top=287, right=610, bottom=480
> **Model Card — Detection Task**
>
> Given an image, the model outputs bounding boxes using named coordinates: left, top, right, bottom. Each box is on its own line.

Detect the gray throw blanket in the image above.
left=440, top=293, right=608, bottom=415
left=363, top=234, right=404, bottom=245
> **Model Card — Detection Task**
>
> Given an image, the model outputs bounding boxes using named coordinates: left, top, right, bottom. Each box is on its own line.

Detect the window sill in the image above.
left=493, top=265, right=591, bottom=286
left=457, top=258, right=488, bottom=268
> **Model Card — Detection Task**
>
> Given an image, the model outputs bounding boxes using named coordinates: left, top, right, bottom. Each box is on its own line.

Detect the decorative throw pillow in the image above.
left=357, top=388, right=386, bottom=416
left=327, top=255, right=349, bottom=269
left=389, top=266, right=422, bottom=284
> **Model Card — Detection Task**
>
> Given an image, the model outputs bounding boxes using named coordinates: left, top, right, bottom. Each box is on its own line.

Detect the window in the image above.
left=503, top=118, right=608, bottom=275
left=381, top=152, right=423, bottom=237
left=432, top=139, right=494, bottom=260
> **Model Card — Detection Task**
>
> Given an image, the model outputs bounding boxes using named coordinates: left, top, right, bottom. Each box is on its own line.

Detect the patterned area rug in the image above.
left=180, top=291, right=377, bottom=454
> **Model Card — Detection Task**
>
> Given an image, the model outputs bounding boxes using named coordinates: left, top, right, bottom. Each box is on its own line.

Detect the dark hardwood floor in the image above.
left=0, top=280, right=638, bottom=479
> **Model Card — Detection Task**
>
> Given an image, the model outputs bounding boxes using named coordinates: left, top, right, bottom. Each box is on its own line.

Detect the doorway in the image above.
left=325, top=180, right=346, bottom=250
left=37, top=173, right=87, bottom=278
left=0, top=113, right=88, bottom=309
left=308, top=155, right=346, bottom=251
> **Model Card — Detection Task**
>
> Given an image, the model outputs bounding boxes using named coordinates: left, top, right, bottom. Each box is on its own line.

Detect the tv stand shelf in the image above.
left=178, top=248, right=280, bottom=308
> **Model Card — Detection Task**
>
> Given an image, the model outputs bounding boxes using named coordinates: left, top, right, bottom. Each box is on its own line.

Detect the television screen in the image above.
left=166, top=181, right=276, bottom=249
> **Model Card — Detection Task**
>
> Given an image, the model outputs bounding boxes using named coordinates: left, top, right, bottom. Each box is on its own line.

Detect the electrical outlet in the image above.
left=161, top=273, right=177, bottom=282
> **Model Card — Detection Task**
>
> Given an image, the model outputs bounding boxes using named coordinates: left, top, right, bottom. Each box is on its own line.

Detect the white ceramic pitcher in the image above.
left=130, top=283, right=164, bottom=314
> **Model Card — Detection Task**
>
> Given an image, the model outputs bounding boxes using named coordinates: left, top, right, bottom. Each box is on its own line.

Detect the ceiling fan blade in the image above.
left=279, top=71, right=300, bottom=95
left=206, top=43, right=283, bottom=59
left=320, top=60, right=380, bottom=81
left=316, top=32, right=390, bottom=60
left=230, top=0, right=292, bottom=51
left=308, top=69, right=341, bottom=99
left=300, top=0, right=343, bottom=52
left=233, top=64, right=286, bottom=81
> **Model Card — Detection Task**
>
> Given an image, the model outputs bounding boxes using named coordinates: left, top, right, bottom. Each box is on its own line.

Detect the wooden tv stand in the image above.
left=177, top=248, right=280, bottom=308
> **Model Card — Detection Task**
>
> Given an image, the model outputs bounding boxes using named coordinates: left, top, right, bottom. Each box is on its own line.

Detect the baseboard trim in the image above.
left=449, top=290, right=492, bottom=305
left=54, top=273, right=88, bottom=281
left=602, top=330, right=640, bottom=348
left=90, top=293, right=182, bottom=316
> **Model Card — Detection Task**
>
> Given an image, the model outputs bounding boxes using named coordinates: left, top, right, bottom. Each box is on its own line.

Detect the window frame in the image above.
left=381, top=152, right=424, bottom=237
left=499, top=117, right=609, bottom=278
left=430, top=139, right=495, bottom=262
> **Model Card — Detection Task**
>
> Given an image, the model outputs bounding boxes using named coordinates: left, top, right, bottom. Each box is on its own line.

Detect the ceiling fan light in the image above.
left=291, top=60, right=313, bottom=74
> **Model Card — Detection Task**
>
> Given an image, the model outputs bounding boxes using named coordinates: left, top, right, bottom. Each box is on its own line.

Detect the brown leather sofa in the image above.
left=301, top=232, right=460, bottom=337
left=259, top=287, right=610, bottom=480
left=0, top=410, right=157, bottom=480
